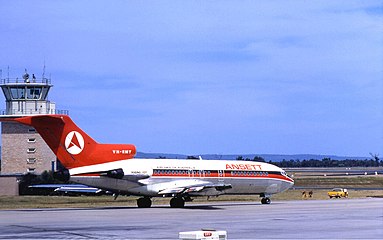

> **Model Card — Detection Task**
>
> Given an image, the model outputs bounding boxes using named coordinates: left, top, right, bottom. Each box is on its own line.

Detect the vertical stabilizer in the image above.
left=15, top=115, right=136, bottom=169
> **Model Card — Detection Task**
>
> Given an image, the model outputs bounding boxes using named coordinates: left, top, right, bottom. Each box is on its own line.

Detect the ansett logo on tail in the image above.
left=65, top=131, right=84, bottom=155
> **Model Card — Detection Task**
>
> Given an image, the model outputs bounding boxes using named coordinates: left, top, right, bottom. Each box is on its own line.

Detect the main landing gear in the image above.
left=137, top=197, right=152, bottom=208
left=136, top=196, right=188, bottom=208
left=170, top=197, right=185, bottom=208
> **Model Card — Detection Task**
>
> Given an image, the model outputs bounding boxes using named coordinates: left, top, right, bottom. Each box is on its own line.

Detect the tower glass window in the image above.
left=27, top=86, right=42, bottom=99
left=10, top=87, right=25, bottom=99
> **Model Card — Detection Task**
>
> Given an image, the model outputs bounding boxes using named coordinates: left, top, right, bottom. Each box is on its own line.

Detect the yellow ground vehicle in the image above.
left=328, top=188, right=348, bottom=198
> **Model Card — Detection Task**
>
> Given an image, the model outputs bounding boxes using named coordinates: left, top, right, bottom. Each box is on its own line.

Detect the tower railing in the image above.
left=0, top=109, right=69, bottom=115
left=1, top=77, right=51, bottom=85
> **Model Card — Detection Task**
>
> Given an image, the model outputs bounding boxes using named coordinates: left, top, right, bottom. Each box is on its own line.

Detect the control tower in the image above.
left=0, top=70, right=67, bottom=174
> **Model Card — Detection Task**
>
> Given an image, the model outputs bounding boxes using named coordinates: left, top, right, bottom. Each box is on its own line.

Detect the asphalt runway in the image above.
left=0, top=198, right=382, bottom=239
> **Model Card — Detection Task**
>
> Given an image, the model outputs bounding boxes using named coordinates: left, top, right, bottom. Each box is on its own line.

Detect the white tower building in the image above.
left=0, top=70, right=67, bottom=174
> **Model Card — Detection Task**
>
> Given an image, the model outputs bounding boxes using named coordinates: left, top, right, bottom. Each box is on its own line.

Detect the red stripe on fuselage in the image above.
left=151, top=171, right=293, bottom=183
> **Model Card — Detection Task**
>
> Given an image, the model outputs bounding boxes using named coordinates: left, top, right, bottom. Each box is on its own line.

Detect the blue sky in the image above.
left=1, top=1, right=382, bottom=157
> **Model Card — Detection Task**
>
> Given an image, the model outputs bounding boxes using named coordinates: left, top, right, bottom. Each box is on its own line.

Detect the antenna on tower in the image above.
left=42, top=61, right=46, bottom=82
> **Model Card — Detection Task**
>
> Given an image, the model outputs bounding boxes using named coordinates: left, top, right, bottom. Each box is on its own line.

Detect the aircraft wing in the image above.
left=54, top=186, right=103, bottom=194
left=158, top=182, right=232, bottom=196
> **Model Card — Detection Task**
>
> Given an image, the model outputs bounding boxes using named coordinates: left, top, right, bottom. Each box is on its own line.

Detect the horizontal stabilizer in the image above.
left=29, top=184, right=103, bottom=194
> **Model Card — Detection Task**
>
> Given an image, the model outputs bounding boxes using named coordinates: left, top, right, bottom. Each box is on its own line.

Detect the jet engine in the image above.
left=106, top=168, right=124, bottom=179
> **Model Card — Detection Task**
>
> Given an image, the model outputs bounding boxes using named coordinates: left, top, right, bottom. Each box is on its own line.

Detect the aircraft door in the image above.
left=218, top=170, right=224, bottom=183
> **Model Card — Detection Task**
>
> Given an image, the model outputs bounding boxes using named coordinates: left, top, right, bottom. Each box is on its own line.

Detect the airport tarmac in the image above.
left=0, top=198, right=382, bottom=239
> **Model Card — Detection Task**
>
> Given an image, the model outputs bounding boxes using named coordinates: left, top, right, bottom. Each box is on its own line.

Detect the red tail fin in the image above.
left=15, top=115, right=136, bottom=169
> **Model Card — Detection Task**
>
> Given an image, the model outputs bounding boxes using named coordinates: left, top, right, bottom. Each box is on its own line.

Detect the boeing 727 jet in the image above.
left=10, top=115, right=294, bottom=207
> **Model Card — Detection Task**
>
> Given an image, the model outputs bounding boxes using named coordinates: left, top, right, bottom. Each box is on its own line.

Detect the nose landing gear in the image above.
left=261, top=197, right=271, bottom=204
left=260, top=193, right=271, bottom=204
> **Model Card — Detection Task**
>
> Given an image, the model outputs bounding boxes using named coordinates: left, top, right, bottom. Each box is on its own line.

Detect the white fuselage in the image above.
left=69, top=159, right=294, bottom=197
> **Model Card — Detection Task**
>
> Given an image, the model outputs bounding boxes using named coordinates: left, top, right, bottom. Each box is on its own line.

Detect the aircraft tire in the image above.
left=261, top=197, right=271, bottom=204
left=137, top=197, right=152, bottom=208
left=170, top=197, right=185, bottom=208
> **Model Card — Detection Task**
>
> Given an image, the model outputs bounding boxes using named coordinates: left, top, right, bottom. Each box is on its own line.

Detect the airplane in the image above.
left=9, top=114, right=294, bottom=208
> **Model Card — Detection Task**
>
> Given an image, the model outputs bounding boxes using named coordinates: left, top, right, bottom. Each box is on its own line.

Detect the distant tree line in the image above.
left=273, top=158, right=382, bottom=168
left=236, top=156, right=382, bottom=168
left=236, top=156, right=266, bottom=162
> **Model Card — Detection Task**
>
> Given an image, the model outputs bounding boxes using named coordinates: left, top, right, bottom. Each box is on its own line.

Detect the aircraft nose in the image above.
left=289, top=178, right=294, bottom=187
left=282, top=177, right=294, bottom=191
left=281, top=181, right=293, bottom=192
